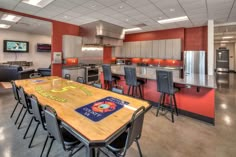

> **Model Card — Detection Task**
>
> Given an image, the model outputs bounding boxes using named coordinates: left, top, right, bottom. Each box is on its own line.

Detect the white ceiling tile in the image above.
left=110, top=2, right=133, bottom=12
left=50, top=0, right=78, bottom=10
left=70, top=6, right=94, bottom=14
left=95, top=0, right=121, bottom=6
left=82, top=1, right=106, bottom=10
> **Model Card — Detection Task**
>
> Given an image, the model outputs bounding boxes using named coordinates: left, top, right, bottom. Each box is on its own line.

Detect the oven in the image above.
left=83, top=64, right=99, bottom=84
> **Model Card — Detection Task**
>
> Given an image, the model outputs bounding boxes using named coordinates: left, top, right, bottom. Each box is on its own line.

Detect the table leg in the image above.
left=86, top=147, right=98, bottom=157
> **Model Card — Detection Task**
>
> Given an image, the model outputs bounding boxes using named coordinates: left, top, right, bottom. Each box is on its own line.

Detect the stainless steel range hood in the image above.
left=80, top=20, right=125, bottom=46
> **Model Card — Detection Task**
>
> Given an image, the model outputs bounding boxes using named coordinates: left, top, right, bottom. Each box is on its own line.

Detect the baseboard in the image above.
left=149, top=101, right=215, bottom=125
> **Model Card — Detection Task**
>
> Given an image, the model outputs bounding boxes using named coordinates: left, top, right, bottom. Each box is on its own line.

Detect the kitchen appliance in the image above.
left=184, top=51, right=205, bottom=75
left=82, top=64, right=100, bottom=84
left=216, top=48, right=229, bottom=72
left=116, top=59, right=132, bottom=65
left=80, top=20, right=124, bottom=46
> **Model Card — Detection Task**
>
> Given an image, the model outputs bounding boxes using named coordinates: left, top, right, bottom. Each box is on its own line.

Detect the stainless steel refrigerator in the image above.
left=184, top=51, right=205, bottom=75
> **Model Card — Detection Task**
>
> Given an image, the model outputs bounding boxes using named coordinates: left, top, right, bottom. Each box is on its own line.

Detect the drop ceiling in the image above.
left=0, top=0, right=236, bottom=34
left=0, top=11, right=51, bottom=35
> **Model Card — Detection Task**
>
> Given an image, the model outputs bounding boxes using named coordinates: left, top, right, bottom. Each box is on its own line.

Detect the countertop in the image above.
left=111, top=65, right=217, bottom=89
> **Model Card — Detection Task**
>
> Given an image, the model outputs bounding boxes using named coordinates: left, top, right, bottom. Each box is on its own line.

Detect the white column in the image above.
left=208, top=20, right=214, bottom=75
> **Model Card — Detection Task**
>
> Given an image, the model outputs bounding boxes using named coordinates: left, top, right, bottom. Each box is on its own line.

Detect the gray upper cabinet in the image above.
left=141, top=41, right=152, bottom=58
left=172, top=39, right=181, bottom=60
left=63, top=35, right=82, bottom=58
left=130, top=41, right=141, bottom=58
left=165, top=39, right=181, bottom=60
left=124, top=42, right=131, bottom=58
left=158, top=40, right=166, bottom=59
left=152, top=40, right=159, bottom=58
left=165, top=39, right=173, bottom=59
left=112, top=47, right=122, bottom=57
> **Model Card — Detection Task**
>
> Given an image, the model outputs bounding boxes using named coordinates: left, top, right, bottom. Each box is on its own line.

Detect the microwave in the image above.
left=116, top=59, right=132, bottom=65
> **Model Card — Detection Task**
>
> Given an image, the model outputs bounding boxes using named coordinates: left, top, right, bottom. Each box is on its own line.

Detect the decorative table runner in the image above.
left=75, top=96, right=129, bottom=122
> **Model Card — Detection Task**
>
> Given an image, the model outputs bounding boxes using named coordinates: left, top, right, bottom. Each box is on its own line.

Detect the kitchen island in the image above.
left=101, top=65, right=216, bottom=124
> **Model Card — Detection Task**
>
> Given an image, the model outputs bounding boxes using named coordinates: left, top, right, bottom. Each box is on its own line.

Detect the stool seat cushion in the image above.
left=137, top=79, right=145, bottom=85
left=112, top=75, right=120, bottom=81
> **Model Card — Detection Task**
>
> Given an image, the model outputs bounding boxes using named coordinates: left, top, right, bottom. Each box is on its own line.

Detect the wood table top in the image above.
left=15, top=76, right=150, bottom=142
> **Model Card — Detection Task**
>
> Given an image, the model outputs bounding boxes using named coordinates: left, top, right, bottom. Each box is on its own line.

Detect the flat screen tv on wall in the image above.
left=3, top=40, right=29, bottom=53
left=37, top=43, right=51, bottom=52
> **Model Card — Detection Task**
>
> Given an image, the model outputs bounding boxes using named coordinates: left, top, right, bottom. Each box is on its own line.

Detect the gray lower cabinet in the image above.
left=62, top=68, right=85, bottom=81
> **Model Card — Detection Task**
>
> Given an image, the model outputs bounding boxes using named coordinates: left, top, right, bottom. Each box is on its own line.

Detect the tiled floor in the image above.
left=0, top=73, right=235, bottom=157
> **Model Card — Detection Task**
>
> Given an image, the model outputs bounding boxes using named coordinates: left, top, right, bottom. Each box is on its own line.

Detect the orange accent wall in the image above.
left=103, top=47, right=112, bottom=64
left=51, top=21, right=80, bottom=76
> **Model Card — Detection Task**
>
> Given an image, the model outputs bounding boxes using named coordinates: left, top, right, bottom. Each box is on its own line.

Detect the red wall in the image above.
left=51, top=21, right=80, bottom=76
left=184, top=26, right=208, bottom=51
left=103, top=47, right=112, bottom=64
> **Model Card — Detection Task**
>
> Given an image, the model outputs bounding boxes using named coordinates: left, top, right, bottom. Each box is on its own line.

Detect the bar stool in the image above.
left=124, top=67, right=144, bottom=98
left=102, top=64, right=120, bottom=90
left=156, top=70, right=179, bottom=123
left=64, top=74, right=71, bottom=80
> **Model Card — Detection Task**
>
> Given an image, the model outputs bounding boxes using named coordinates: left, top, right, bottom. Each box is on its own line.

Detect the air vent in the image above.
left=134, top=23, right=147, bottom=27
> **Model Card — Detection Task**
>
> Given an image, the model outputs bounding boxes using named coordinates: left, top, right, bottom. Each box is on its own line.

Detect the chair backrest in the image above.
left=93, top=83, right=102, bottom=88
left=112, top=87, right=123, bottom=94
left=156, top=70, right=174, bottom=94
left=29, top=95, right=46, bottom=129
left=125, top=106, right=145, bottom=150
left=44, top=105, right=65, bottom=149
left=124, top=67, right=137, bottom=86
left=11, top=81, right=19, bottom=101
left=102, top=64, right=112, bottom=81
left=29, top=73, right=42, bottom=78
left=64, top=74, right=71, bottom=80
left=76, top=76, right=85, bottom=84
left=18, top=86, right=29, bottom=108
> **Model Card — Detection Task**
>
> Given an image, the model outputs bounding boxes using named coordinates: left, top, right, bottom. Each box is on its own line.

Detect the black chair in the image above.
left=64, top=74, right=71, bottom=80
left=76, top=76, right=85, bottom=84
left=112, top=87, right=124, bottom=94
left=40, top=105, right=84, bottom=157
left=24, top=95, right=47, bottom=148
left=29, top=72, right=42, bottom=78
left=99, top=106, right=145, bottom=157
left=93, top=83, right=102, bottom=88
left=156, top=70, right=179, bottom=123
left=124, top=67, right=144, bottom=98
left=102, top=64, right=120, bottom=90
left=10, top=81, right=20, bottom=118
left=15, top=86, right=33, bottom=129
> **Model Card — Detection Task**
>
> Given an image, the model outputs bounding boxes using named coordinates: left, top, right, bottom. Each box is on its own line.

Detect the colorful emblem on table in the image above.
left=75, top=97, right=129, bottom=122
left=92, top=101, right=116, bottom=113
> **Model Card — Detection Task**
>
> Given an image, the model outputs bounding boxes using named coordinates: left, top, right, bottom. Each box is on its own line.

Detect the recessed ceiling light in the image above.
left=170, top=8, right=175, bottom=12
left=125, top=19, right=129, bottom=22
left=222, top=36, right=233, bottom=39
left=124, top=27, right=141, bottom=32
left=1, top=14, right=22, bottom=22
left=220, top=41, right=229, bottom=43
left=0, top=24, right=11, bottom=29
left=158, top=16, right=189, bottom=24
left=22, top=0, right=55, bottom=8
left=119, top=6, right=124, bottom=9
left=91, top=5, right=96, bottom=8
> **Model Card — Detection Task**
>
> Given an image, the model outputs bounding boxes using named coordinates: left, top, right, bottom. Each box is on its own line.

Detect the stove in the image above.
left=81, top=64, right=99, bottom=84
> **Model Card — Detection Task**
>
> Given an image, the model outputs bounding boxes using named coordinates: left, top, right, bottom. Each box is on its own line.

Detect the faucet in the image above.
left=158, top=61, right=160, bottom=67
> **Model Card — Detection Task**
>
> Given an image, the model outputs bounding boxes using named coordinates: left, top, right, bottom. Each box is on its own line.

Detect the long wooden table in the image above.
left=15, top=76, right=150, bottom=157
